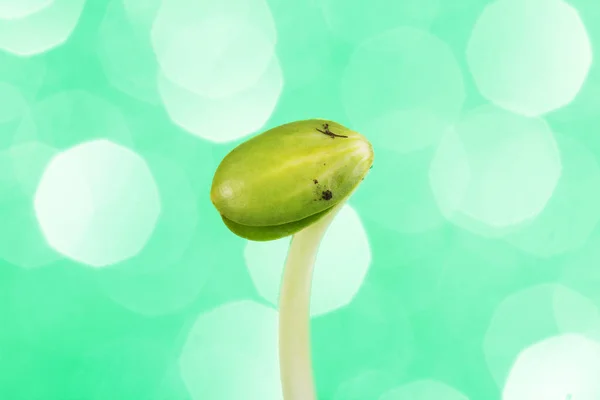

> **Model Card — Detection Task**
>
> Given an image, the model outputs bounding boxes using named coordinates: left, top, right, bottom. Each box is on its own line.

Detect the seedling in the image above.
left=210, top=119, right=374, bottom=400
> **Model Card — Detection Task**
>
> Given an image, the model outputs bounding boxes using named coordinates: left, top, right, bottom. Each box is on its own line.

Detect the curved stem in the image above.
left=278, top=202, right=344, bottom=400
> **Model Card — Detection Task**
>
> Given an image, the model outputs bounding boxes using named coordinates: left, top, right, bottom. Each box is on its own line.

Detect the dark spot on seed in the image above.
left=321, top=190, right=333, bottom=200
left=323, top=163, right=326, bottom=166
left=313, top=179, right=318, bottom=184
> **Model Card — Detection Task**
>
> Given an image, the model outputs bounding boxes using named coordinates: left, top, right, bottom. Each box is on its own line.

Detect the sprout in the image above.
left=210, top=119, right=374, bottom=400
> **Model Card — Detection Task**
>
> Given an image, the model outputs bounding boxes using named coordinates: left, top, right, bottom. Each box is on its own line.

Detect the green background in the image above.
left=1, top=0, right=600, bottom=398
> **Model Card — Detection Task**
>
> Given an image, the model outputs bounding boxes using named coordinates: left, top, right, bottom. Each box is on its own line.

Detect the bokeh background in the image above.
left=1, top=0, right=600, bottom=398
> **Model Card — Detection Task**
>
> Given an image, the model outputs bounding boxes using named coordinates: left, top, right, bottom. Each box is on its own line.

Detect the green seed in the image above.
left=210, top=119, right=374, bottom=241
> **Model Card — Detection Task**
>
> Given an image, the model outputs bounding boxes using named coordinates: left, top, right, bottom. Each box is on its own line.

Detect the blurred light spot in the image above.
left=502, top=334, right=600, bottom=399
left=341, top=27, right=464, bottom=153
left=0, top=0, right=85, bottom=55
left=98, top=0, right=160, bottom=104
left=430, top=105, right=561, bottom=233
left=0, top=0, right=51, bottom=19
left=380, top=379, right=469, bottom=400
left=245, top=204, right=371, bottom=316
left=548, top=0, right=600, bottom=122
left=17, top=90, right=134, bottom=149
left=34, top=139, right=161, bottom=267
left=467, top=0, right=592, bottom=116
left=0, top=141, right=59, bottom=268
left=322, top=0, right=440, bottom=44
left=553, top=285, right=600, bottom=341
left=333, top=369, right=399, bottom=400
left=483, top=284, right=600, bottom=387
left=352, top=147, right=445, bottom=233
left=116, top=155, right=198, bottom=268
left=96, top=155, right=206, bottom=316
left=505, top=134, right=600, bottom=257
left=179, top=301, right=282, bottom=400
left=158, top=57, right=282, bottom=143
left=151, top=0, right=276, bottom=99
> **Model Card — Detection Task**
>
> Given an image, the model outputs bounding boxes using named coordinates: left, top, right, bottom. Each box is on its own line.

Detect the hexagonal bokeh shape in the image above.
left=158, top=57, right=283, bottom=143
left=34, top=139, right=161, bottom=268
left=502, top=334, right=600, bottom=399
left=504, top=133, right=600, bottom=257
left=429, top=105, right=561, bottom=233
left=151, top=0, right=276, bottom=99
left=483, top=283, right=600, bottom=387
left=179, top=300, right=282, bottom=400
left=467, top=0, right=592, bottom=116
left=244, top=204, right=372, bottom=316
left=0, top=0, right=52, bottom=20
left=0, top=0, right=86, bottom=56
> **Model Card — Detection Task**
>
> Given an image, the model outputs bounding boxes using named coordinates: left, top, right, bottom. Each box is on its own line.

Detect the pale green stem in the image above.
left=278, top=202, right=344, bottom=400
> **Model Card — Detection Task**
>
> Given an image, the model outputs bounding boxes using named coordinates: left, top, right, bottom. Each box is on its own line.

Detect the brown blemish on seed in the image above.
left=321, top=190, right=333, bottom=200
left=313, top=179, right=318, bottom=184
left=316, top=123, right=348, bottom=139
